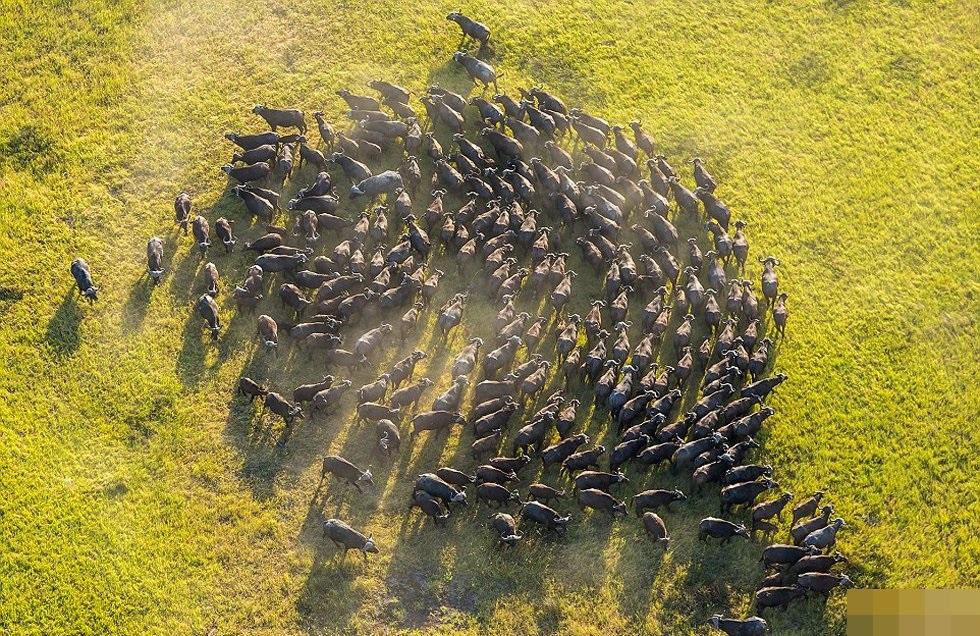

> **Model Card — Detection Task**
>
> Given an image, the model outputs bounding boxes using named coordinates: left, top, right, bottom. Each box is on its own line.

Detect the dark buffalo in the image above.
left=520, top=500, right=569, bottom=535
left=489, top=512, right=522, bottom=547
left=323, top=519, right=378, bottom=561
left=446, top=11, right=491, bottom=46
left=755, top=586, right=805, bottom=612
left=70, top=258, right=99, bottom=301
left=698, top=517, right=750, bottom=543
left=415, top=473, right=467, bottom=506
left=642, top=512, right=669, bottom=547
left=237, top=377, right=268, bottom=402
left=705, top=615, right=769, bottom=636
left=321, top=455, right=374, bottom=492
left=476, top=482, right=522, bottom=507
left=632, top=489, right=686, bottom=516
left=264, top=392, right=302, bottom=424
left=527, top=483, right=565, bottom=504
left=762, top=544, right=819, bottom=568
left=577, top=488, right=627, bottom=516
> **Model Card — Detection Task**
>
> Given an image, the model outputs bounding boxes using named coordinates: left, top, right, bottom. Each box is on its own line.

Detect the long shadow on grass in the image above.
left=121, top=273, right=157, bottom=335
left=296, top=539, right=363, bottom=633
left=45, top=289, right=83, bottom=357
left=223, top=344, right=361, bottom=501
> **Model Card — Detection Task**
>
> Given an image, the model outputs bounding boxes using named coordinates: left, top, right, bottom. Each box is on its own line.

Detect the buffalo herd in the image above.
left=70, top=11, right=848, bottom=631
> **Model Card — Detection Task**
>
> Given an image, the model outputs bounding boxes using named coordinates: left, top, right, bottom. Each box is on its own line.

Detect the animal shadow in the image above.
left=45, top=289, right=83, bottom=357
left=121, top=277, right=153, bottom=334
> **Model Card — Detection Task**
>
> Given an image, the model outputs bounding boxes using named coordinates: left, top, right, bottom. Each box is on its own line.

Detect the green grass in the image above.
left=1, top=0, right=978, bottom=634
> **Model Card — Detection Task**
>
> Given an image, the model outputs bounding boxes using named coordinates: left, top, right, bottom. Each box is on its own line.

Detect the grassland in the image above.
left=1, top=0, right=978, bottom=635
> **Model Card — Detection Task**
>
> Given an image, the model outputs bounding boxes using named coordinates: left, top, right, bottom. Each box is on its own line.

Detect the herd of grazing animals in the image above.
left=68, top=12, right=851, bottom=632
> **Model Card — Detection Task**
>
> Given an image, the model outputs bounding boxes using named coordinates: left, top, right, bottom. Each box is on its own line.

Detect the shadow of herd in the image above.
left=68, top=12, right=851, bottom=635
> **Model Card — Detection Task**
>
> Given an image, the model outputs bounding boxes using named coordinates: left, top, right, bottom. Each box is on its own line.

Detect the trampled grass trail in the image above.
left=0, top=1, right=977, bottom=635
